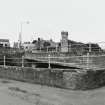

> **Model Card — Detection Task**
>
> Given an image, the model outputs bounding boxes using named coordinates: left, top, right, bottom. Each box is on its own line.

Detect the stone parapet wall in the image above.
left=0, top=66, right=105, bottom=90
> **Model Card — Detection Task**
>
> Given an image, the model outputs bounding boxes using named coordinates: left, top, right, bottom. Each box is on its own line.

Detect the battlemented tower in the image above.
left=61, top=31, right=69, bottom=52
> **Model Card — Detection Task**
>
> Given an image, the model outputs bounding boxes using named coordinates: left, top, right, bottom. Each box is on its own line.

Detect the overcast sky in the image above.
left=0, top=0, right=105, bottom=46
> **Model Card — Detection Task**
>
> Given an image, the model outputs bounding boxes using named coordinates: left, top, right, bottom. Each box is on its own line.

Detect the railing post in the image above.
left=56, top=45, right=58, bottom=52
left=89, top=43, right=91, bottom=53
left=48, top=54, right=51, bottom=69
left=22, top=56, right=24, bottom=67
left=47, top=46, right=48, bottom=52
left=69, top=44, right=71, bottom=52
left=40, top=47, right=41, bottom=52
left=86, top=52, right=89, bottom=69
left=4, top=55, right=6, bottom=67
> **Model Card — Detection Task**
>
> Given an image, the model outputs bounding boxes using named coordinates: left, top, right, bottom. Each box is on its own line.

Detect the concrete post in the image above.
left=69, top=44, right=71, bottom=52
left=4, top=56, right=6, bottom=67
left=47, top=46, right=48, bottom=52
left=89, top=43, right=91, bottom=53
left=22, top=56, right=24, bottom=67
left=86, top=53, right=89, bottom=69
left=56, top=45, right=58, bottom=52
left=40, top=47, right=41, bottom=52
left=48, top=54, right=51, bottom=69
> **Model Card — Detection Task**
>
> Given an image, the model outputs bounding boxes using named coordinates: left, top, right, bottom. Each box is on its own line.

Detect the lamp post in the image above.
left=18, top=21, right=30, bottom=49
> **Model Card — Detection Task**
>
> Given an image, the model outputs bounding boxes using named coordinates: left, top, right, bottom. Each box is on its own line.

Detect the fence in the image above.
left=24, top=52, right=105, bottom=70
left=0, top=52, right=105, bottom=70
left=0, top=49, right=105, bottom=89
left=0, top=42, right=104, bottom=69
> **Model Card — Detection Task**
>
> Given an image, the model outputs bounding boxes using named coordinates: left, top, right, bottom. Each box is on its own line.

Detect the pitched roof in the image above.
left=0, top=39, right=9, bottom=42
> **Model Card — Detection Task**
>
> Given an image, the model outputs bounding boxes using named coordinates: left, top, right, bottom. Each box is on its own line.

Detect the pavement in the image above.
left=0, top=78, right=104, bottom=105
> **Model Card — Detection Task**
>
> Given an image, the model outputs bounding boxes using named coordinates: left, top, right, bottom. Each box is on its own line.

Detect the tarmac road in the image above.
left=0, top=78, right=105, bottom=105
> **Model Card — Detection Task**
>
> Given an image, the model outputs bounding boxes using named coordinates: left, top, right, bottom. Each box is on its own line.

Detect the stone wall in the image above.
left=0, top=66, right=105, bottom=90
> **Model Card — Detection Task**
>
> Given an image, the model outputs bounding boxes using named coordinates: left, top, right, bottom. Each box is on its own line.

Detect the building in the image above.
left=61, top=31, right=69, bottom=52
left=22, top=42, right=35, bottom=51
left=32, top=32, right=70, bottom=53
left=13, top=42, right=19, bottom=48
left=20, top=31, right=102, bottom=55
left=0, top=39, right=10, bottom=47
left=32, top=38, right=58, bottom=52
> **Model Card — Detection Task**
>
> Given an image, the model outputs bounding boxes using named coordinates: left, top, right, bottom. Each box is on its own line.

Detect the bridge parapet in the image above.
left=24, top=52, right=105, bottom=70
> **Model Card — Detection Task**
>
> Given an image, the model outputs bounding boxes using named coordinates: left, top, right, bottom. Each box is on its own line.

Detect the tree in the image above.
left=32, top=40, right=37, bottom=44
left=43, top=41, right=51, bottom=48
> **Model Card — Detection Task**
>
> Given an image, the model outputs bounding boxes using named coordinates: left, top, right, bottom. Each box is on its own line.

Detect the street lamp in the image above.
left=18, top=21, right=30, bottom=49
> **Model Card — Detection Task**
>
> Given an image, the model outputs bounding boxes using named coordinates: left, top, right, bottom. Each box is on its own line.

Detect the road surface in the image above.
left=0, top=78, right=104, bottom=105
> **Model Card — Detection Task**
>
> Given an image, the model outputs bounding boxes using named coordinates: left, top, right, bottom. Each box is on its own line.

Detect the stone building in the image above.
left=0, top=39, right=10, bottom=47
left=13, top=42, right=19, bottom=48
left=22, top=42, right=35, bottom=51
left=61, top=31, right=69, bottom=52
left=32, top=38, right=58, bottom=52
